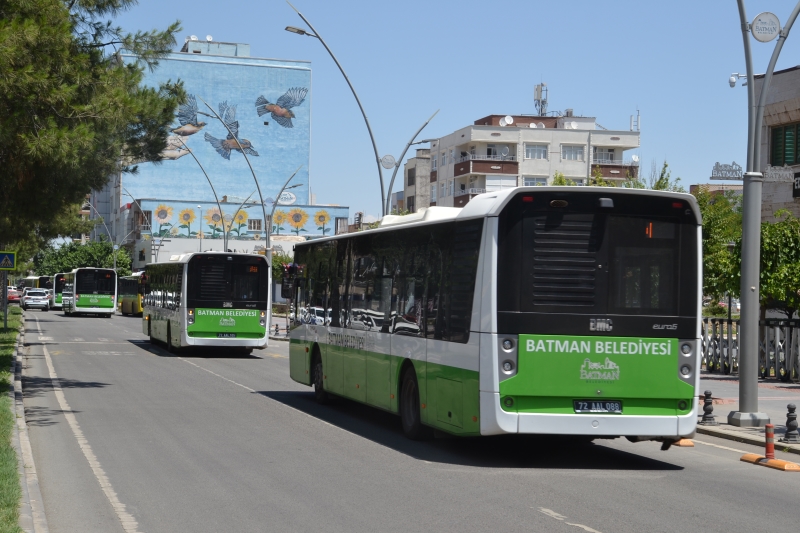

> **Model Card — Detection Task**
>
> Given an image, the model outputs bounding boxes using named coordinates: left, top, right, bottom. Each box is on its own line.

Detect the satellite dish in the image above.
left=570, top=121, right=578, bottom=130
left=206, top=35, right=213, bottom=42
left=631, top=154, right=640, bottom=162
left=500, top=146, right=510, bottom=157
left=380, top=154, right=397, bottom=169
left=499, top=117, right=507, bottom=127
left=529, top=123, right=537, bottom=128
left=538, top=122, right=546, bottom=129
left=190, top=35, right=198, bottom=41
left=504, top=115, right=514, bottom=125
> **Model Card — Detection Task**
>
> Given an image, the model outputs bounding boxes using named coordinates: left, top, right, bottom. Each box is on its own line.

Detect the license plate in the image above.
left=573, top=400, right=622, bottom=414
left=217, top=333, right=236, bottom=338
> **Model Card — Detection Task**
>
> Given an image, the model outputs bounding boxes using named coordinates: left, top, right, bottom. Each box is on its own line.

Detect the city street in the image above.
left=20, top=310, right=800, bottom=533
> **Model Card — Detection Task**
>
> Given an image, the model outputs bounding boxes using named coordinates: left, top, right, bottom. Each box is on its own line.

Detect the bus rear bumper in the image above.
left=480, top=391, right=697, bottom=438
left=184, top=337, right=267, bottom=348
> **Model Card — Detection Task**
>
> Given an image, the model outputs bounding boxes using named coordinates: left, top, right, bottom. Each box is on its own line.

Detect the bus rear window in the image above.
left=188, top=256, right=268, bottom=305
left=77, top=270, right=115, bottom=294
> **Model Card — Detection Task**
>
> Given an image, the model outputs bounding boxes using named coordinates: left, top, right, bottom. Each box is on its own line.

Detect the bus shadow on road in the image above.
left=258, top=390, right=683, bottom=471
left=127, top=339, right=263, bottom=359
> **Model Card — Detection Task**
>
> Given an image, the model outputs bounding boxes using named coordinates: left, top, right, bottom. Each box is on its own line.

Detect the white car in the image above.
left=21, top=290, right=49, bottom=311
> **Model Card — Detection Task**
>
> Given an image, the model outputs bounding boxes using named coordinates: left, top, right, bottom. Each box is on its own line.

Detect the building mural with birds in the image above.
left=94, top=38, right=349, bottom=267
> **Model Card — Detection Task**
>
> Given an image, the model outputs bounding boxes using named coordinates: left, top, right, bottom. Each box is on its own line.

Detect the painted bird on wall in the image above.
left=204, top=101, right=259, bottom=160
left=173, top=95, right=208, bottom=136
left=160, top=136, right=192, bottom=160
left=255, top=87, right=308, bottom=128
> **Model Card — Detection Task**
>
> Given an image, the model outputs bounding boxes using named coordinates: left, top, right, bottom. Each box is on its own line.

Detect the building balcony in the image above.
left=455, top=153, right=517, bottom=163
left=454, top=160, right=518, bottom=177
left=591, top=160, right=639, bottom=180
left=453, top=189, right=486, bottom=207
left=590, top=158, right=640, bottom=166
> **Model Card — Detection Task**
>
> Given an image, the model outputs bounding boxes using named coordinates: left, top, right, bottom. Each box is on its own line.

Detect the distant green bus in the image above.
left=62, top=268, right=117, bottom=317
left=52, top=273, right=67, bottom=310
left=142, top=252, right=270, bottom=354
left=288, top=187, right=702, bottom=446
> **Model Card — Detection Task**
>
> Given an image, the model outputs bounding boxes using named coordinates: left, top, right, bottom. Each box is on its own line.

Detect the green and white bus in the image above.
left=62, top=268, right=117, bottom=317
left=288, top=187, right=701, bottom=446
left=142, top=252, right=270, bottom=354
left=51, top=273, right=67, bottom=310
left=19, top=275, right=51, bottom=290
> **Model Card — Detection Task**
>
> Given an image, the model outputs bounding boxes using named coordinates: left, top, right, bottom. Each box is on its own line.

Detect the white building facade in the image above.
left=407, top=114, right=640, bottom=210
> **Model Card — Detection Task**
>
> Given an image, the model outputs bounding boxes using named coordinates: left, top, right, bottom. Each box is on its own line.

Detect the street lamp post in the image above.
left=285, top=2, right=388, bottom=215
left=269, top=166, right=304, bottom=251
left=85, top=203, right=120, bottom=271
left=385, top=130, right=438, bottom=216
left=729, top=1, right=800, bottom=427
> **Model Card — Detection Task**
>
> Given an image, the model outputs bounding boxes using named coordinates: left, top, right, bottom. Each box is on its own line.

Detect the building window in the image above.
left=449, top=149, right=454, bottom=164
left=139, top=210, right=152, bottom=230
left=248, top=219, right=262, bottom=231
left=449, top=180, right=454, bottom=196
left=441, top=181, right=446, bottom=198
left=432, top=155, right=437, bottom=170
left=407, top=196, right=415, bottom=212
left=562, top=145, right=585, bottom=161
left=572, top=179, right=586, bottom=186
left=441, top=151, right=447, bottom=166
left=430, top=184, right=437, bottom=202
left=407, top=167, right=416, bottom=187
left=771, top=124, right=799, bottom=166
left=487, top=144, right=497, bottom=158
left=470, top=146, right=476, bottom=157
left=593, top=147, right=615, bottom=163
left=523, top=177, right=547, bottom=186
left=524, top=144, right=548, bottom=160
left=486, top=176, right=516, bottom=192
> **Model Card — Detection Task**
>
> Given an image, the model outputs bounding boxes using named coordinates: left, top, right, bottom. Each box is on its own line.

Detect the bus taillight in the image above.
left=188, top=309, right=194, bottom=325
left=260, top=310, right=266, bottom=326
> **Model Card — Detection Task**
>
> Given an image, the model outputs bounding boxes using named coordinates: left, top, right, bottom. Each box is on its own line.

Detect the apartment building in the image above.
left=406, top=112, right=640, bottom=210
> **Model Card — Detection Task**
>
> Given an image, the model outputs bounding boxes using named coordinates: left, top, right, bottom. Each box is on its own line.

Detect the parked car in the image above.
left=7, top=288, right=20, bottom=304
left=21, top=290, right=49, bottom=311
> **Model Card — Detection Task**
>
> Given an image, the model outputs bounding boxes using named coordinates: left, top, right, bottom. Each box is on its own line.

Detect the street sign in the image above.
left=710, top=161, right=744, bottom=180
left=764, top=164, right=794, bottom=182
left=0, top=251, right=16, bottom=271
left=752, top=12, right=780, bottom=43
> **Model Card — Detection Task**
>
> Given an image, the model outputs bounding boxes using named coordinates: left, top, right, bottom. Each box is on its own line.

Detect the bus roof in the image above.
left=295, top=187, right=702, bottom=249
left=148, top=251, right=268, bottom=265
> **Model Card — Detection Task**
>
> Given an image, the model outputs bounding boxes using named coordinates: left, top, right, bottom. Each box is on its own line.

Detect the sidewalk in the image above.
left=696, top=372, right=800, bottom=454
left=269, top=316, right=290, bottom=341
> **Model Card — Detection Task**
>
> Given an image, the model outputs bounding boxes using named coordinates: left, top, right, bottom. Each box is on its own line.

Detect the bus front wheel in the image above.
left=312, top=350, right=330, bottom=404
left=400, top=366, right=431, bottom=440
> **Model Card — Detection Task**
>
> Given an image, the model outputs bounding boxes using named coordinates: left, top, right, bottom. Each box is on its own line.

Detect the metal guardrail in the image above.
left=590, top=158, right=640, bottom=166
left=455, top=154, right=517, bottom=163
left=702, top=318, right=740, bottom=375
left=701, top=317, right=800, bottom=382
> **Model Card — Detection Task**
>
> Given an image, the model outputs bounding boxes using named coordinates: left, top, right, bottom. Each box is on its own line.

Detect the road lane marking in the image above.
left=266, top=353, right=288, bottom=359
left=34, top=316, right=142, bottom=533
left=693, top=440, right=750, bottom=454
left=538, top=508, right=603, bottom=533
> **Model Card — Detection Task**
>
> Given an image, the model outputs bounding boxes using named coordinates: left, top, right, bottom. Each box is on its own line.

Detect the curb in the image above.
left=696, top=424, right=800, bottom=456
left=269, top=335, right=289, bottom=342
left=10, top=314, right=49, bottom=533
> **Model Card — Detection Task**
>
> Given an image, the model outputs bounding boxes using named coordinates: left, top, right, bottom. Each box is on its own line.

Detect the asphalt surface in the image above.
left=20, top=309, right=800, bottom=533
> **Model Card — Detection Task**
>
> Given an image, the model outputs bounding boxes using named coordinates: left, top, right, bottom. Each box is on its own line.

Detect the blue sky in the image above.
left=113, top=1, right=800, bottom=219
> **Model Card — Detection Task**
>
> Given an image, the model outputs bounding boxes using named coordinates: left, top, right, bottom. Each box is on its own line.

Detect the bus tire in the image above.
left=400, top=365, right=431, bottom=440
left=311, top=349, right=330, bottom=404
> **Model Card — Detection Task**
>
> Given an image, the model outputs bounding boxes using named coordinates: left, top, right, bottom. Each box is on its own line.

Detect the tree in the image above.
left=0, top=0, right=184, bottom=245
left=621, top=168, right=646, bottom=189
left=692, top=186, right=741, bottom=301
left=271, top=251, right=293, bottom=282
left=649, top=161, right=685, bottom=192
left=33, top=240, right=132, bottom=276
left=552, top=171, right=576, bottom=186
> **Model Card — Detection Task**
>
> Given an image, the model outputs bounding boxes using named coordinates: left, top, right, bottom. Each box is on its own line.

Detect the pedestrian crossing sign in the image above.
left=0, top=251, right=16, bottom=270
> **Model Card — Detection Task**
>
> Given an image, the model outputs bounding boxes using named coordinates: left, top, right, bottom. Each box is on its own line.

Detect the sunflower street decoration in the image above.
left=272, top=209, right=287, bottom=234
left=178, top=208, right=197, bottom=237
left=288, top=208, right=309, bottom=235
left=314, top=209, right=331, bottom=235
left=154, top=204, right=174, bottom=237
left=204, top=208, right=224, bottom=238
left=229, top=209, right=249, bottom=237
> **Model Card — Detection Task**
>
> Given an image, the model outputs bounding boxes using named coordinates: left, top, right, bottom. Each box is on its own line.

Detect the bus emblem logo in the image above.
left=220, top=318, right=236, bottom=327
left=589, top=318, right=613, bottom=332
left=581, top=358, right=620, bottom=381
left=223, top=302, right=233, bottom=308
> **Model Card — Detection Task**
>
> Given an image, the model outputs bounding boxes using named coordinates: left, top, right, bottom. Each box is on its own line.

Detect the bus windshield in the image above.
left=186, top=255, right=268, bottom=308
left=76, top=270, right=116, bottom=294
left=496, top=191, right=698, bottom=337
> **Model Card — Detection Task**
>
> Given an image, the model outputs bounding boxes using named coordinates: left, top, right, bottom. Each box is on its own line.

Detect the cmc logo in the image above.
left=589, top=318, right=613, bottom=332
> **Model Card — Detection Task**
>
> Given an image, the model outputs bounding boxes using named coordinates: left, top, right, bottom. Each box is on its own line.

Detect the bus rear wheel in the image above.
left=312, top=350, right=330, bottom=404
left=400, top=365, right=431, bottom=440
